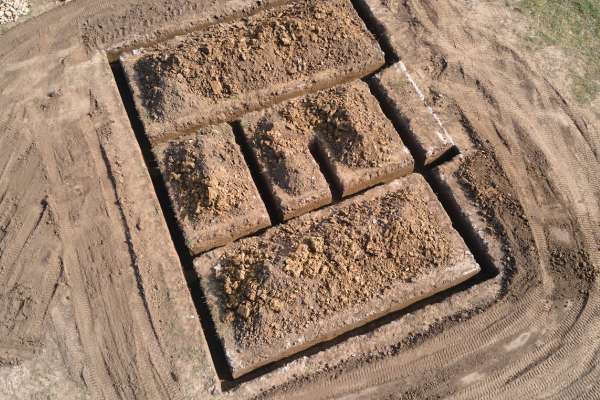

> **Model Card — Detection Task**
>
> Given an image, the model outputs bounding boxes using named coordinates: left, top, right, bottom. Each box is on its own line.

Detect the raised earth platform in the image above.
left=115, top=0, right=484, bottom=383
left=5, top=0, right=593, bottom=398
left=195, top=174, right=480, bottom=378
left=154, top=123, right=271, bottom=255
left=120, top=0, right=385, bottom=143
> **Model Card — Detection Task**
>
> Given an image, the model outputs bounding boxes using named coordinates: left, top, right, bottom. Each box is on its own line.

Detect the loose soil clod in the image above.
left=194, top=174, right=480, bottom=378
left=372, top=63, right=454, bottom=166
left=154, top=123, right=270, bottom=255
left=120, top=0, right=385, bottom=143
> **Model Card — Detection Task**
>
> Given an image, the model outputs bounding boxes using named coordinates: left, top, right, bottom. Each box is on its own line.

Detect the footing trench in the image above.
left=108, top=0, right=503, bottom=390
left=2, top=0, right=598, bottom=398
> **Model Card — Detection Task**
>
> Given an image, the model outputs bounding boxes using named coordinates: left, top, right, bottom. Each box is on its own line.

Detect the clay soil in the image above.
left=1, top=0, right=600, bottom=399
left=121, top=0, right=385, bottom=142
left=195, top=174, right=479, bottom=377
left=155, top=124, right=270, bottom=255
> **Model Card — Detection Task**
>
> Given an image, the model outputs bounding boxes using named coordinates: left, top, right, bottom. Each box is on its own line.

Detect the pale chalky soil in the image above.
left=0, top=0, right=30, bottom=24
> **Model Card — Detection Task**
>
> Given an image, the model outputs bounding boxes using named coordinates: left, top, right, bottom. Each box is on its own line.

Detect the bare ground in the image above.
left=0, top=0, right=599, bottom=399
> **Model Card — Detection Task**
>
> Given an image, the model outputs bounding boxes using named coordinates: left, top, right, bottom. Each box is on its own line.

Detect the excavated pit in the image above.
left=107, top=0, right=504, bottom=388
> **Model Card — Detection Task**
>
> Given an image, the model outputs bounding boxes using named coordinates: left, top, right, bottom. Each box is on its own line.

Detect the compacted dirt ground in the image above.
left=1, top=0, right=599, bottom=399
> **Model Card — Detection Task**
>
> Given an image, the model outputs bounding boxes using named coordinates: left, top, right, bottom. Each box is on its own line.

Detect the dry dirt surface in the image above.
left=155, top=124, right=270, bottom=255
left=195, top=174, right=479, bottom=378
left=1, top=0, right=600, bottom=400
left=372, top=62, right=454, bottom=166
left=120, top=0, right=385, bottom=143
left=241, top=80, right=414, bottom=215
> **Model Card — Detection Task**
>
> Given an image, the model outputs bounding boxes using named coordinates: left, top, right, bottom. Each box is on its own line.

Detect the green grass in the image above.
left=517, top=0, right=600, bottom=103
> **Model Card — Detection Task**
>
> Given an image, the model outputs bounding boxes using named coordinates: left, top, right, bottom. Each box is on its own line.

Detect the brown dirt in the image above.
left=245, top=121, right=313, bottom=198
left=307, top=82, right=402, bottom=170
left=195, top=174, right=479, bottom=377
left=155, top=123, right=270, bottom=255
left=372, top=63, right=454, bottom=165
left=134, top=0, right=367, bottom=107
left=161, top=127, right=248, bottom=220
left=217, top=182, right=451, bottom=346
left=2, top=0, right=600, bottom=398
left=241, top=108, right=332, bottom=221
left=455, top=145, right=533, bottom=293
left=244, top=0, right=600, bottom=398
left=122, top=0, right=385, bottom=141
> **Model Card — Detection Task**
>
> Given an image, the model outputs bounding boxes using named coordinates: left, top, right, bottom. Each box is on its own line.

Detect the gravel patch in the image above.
left=0, top=0, right=30, bottom=25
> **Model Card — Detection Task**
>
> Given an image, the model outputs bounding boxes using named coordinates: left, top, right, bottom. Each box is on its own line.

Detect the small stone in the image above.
left=237, top=303, right=251, bottom=320
left=270, top=299, right=283, bottom=313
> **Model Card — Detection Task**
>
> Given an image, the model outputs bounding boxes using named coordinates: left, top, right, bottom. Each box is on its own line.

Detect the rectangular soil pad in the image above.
left=121, top=0, right=385, bottom=143
left=311, top=81, right=414, bottom=196
left=154, top=123, right=270, bottom=255
left=238, top=113, right=332, bottom=222
left=239, top=80, right=412, bottom=220
left=429, top=155, right=506, bottom=270
left=372, top=63, right=454, bottom=165
left=194, top=174, right=480, bottom=378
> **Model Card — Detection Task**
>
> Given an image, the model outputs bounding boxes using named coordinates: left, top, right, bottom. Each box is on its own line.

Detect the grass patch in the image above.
left=517, top=0, right=600, bottom=103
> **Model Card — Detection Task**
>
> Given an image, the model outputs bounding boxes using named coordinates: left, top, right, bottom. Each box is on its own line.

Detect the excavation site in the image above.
left=1, top=0, right=599, bottom=399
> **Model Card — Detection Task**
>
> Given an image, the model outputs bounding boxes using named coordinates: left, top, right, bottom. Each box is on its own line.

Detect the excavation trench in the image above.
left=107, top=0, right=501, bottom=388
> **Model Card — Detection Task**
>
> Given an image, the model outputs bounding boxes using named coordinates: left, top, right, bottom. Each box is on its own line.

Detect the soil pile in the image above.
left=162, top=131, right=247, bottom=222
left=156, top=124, right=270, bottom=255
left=292, top=83, right=398, bottom=169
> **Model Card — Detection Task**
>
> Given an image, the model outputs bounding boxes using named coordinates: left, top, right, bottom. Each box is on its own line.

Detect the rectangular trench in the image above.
left=107, top=0, right=501, bottom=390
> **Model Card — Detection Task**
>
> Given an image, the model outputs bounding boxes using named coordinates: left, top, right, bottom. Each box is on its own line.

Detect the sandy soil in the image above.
left=0, top=0, right=599, bottom=399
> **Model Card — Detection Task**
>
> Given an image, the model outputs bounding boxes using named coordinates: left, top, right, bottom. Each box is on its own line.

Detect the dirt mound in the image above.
left=163, top=138, right=234, bottom=219
left=195, top=175, right=479, bottom=377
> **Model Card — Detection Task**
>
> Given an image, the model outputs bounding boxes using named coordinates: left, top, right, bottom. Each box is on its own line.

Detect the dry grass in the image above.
left=517, top=0, right=600, bottom=103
